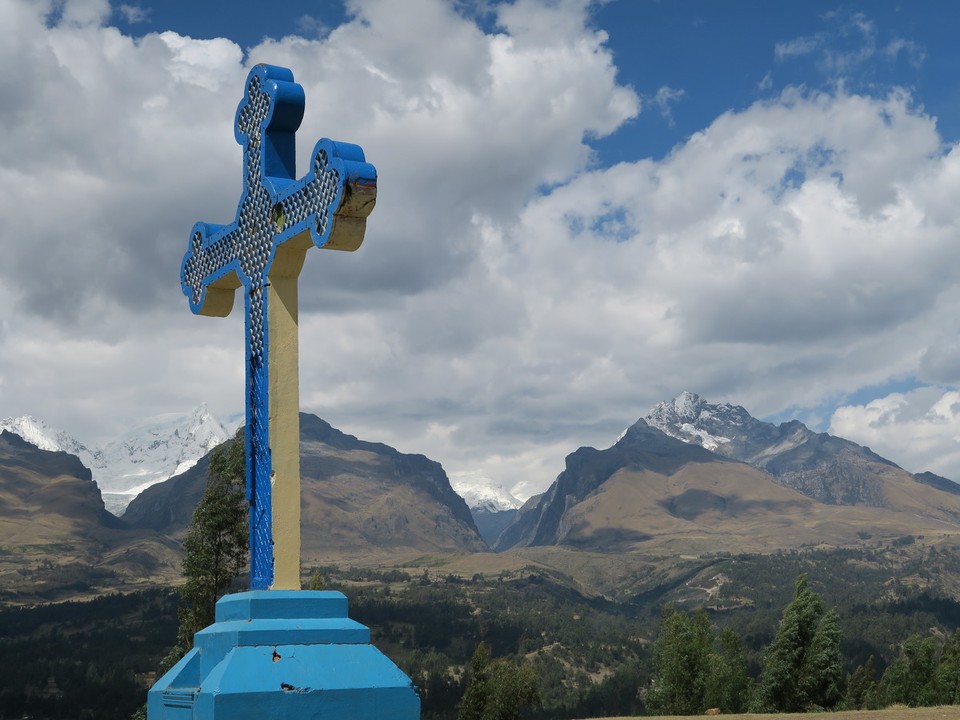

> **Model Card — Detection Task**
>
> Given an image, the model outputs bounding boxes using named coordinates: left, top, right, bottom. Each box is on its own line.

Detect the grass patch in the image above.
left=593, top=707, right=959, bottom=720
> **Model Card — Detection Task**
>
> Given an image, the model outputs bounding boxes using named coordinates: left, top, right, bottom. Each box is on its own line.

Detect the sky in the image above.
left=4, top=0, right=960, bottom=500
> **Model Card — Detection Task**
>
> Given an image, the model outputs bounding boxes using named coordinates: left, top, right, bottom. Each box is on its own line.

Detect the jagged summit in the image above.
left=637, top=391, right=954, bottom=508
left=643, top=391, right=816, bottom=467
left=645, top=391, right=759, bottom=452
left=97, top=404, right=229, bottom=492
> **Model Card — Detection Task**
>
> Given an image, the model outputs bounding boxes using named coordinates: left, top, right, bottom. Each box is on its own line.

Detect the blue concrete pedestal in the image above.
left=148, top=591, right=420, bottom=719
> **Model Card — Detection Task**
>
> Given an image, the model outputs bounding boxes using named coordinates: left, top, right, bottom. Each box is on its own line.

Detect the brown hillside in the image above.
left=124, top=414, right=488, bottom=565
left=556, top=460, right=960, bottom=555
left=496, top=419, right=960, bottom=557
left=0, top=431, right=181, bottom=600
left=299, top=432, right=488, bottom=563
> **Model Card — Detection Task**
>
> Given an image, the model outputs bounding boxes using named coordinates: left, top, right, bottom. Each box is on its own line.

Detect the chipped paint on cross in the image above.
left=180, top=64, right=377, bottom=590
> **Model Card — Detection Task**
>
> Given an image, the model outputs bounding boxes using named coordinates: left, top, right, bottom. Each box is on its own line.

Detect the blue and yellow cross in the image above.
left=181, top=64, right=377, bottom=590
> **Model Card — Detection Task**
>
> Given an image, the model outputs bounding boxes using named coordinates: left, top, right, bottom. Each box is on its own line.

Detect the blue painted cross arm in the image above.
left=181, top=64, right=377, bottom=317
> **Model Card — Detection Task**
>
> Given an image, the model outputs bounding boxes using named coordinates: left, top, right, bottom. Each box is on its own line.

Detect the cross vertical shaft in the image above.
left=266, top=269, right=303, bottom=589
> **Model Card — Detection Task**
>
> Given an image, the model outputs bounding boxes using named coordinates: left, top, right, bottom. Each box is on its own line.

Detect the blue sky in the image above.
left=5, top=0, right=960, bottom=498
left=110, top=0, right=960, bottom=162
left=594, top=1, right=960, bottom=160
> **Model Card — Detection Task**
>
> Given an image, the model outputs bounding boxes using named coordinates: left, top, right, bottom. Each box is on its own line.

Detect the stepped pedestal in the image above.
left=148, top=591, right=420, bottom=719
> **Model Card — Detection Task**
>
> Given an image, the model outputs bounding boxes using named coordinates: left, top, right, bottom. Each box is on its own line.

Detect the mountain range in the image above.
left=5, top=392, right=960, bottom=602
left=646, top=391, right=960, bottom=510
left=0, top=411, right=487, bottom=601
left=496, top=392, right=960, bottom=555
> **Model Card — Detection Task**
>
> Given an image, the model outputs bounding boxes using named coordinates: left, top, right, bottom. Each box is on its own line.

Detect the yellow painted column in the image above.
left=267, top=269, right=303, bottom=590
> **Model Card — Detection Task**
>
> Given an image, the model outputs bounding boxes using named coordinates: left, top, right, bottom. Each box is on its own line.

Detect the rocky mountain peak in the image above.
left=645, top=391, right=759, bottom=452
left=637, top=392, right=954, bottom=509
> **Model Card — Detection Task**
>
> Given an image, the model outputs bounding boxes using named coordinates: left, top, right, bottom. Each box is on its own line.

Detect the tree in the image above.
left=880, top=634, right=940, bottom=707
left=703, top=627, right=752, bottom=714
left=935, top=629, right=960, bottom=705
left=484, top=659, right=539, bottom=720
left=646, top=607, right=712, bottom=715
left=459, top=643, right=490, bottom=720
left=799, top=608, right=844, bottom=709
left=756, top=574, right=844, bottom=712
left=175, top=432, right=248, bottom=650
left=458, top=643, right=540, bottom=720
left=647, top=607, right=751, bottom=716
left=845, top=655, right=877, bottom=710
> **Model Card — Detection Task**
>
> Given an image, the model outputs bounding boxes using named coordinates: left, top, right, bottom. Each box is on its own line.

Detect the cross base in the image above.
left=148, top=591, right=420, bottom=719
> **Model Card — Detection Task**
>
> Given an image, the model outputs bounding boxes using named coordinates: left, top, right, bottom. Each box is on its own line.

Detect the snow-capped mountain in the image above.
left=450, top=472, right=523, bottom=513
left=0, top=405, right=229, bottom=515
left=0, top=415, right=99, bottom=464
left=449, top=472, right=523, bottom=547
left=638, top=390, right=960, bottom=508
left=646, top=391, right=747, bottom=451
left=644, top=391, right=812, bottom=465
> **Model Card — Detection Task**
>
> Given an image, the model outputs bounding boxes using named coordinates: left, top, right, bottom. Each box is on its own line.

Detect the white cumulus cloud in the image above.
left=830, top=389, right=960, bottom=480
left=0, top=0, right=959, bottom=497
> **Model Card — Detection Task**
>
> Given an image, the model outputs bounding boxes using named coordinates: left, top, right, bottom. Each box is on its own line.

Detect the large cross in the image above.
left=180, top=64, right=377, bottom=590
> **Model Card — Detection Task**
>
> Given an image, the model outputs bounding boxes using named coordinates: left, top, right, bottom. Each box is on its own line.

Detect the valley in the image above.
left=5, top=393, right=960, bottom=718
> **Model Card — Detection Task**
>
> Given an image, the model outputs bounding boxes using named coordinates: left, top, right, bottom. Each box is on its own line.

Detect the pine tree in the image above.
left=756, top=574, right=844, bottom=712
left=459, top=643, right=490, bottom=720
left=799, top=608, right=844, bottom=709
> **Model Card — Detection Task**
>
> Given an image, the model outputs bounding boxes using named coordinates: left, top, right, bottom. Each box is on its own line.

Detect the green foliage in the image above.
left=703, top=627, right=752, bottom=713
left=646, top=607, right=751, bottom=715
left=484, top=658, right=540, bottom=720
left=890, top=633, right=938, bottom=706
left=14, top=545, right=960, bottom=719
left=755, top=574, right=844, bottom=712
left=936, top=628, right=960, bottom=704
left=0, top=590, right=178, bottom=720
left=458, top=643, right=539, bottom=720
left=861, top=628, right=960, bottom=709
left=844, top=655, right=876, bottom=709
left=173, top=433, right=248, bottom=655
left=458, top=643, right=490, bottom=720
left=799, top=608, right=844, bottom=709
left=646, top=607, right=712, bottom=715
left=407, top=649, right=467, bottom=720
